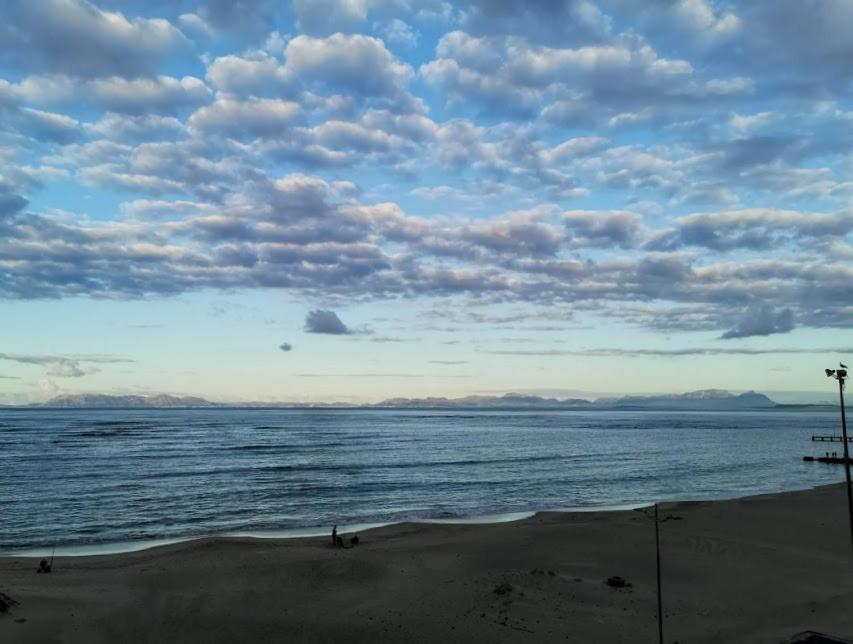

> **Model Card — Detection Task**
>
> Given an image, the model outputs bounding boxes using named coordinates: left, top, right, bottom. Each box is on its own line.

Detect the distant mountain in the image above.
left=597, top=389, right=776, bottom=410
left=32, top=389, right=778, bottom=410
left=373, top=390, right=777, bottom=410
left=373, top=393, right=593, bottom=409
left=41, top=394, right=217, bottom=408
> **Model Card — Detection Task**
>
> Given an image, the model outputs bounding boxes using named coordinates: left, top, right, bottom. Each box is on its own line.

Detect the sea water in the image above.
left=0, top=408, right=844, bottom=554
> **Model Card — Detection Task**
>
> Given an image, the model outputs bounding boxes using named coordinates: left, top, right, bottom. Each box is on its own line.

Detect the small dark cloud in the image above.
left=720, top=306, right=795, bottom=340
left=305, top=309, right=352, bottom=335
left=279, top=342, right=293, bottom=352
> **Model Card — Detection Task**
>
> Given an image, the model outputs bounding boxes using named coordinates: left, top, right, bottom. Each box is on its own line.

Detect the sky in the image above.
left=0, top=0, right=851, bottom=404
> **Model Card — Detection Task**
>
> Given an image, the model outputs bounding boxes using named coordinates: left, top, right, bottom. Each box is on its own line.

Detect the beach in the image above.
left=2, top=483, right=852, bottom=643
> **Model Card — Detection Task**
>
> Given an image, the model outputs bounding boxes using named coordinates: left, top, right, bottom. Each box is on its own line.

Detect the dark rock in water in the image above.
left=606, top=576, right=631, bottom=588
left=493, top=583, right=513, bottom=595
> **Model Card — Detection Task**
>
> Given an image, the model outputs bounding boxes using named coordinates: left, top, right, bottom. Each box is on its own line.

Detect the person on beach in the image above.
left=331, top=525, right=337, bottom=545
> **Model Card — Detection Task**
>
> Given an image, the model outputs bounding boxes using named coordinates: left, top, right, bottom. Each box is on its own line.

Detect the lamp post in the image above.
left=655, top=503, right=663, bottom=644
left=825, top=365, right=852, bottom=556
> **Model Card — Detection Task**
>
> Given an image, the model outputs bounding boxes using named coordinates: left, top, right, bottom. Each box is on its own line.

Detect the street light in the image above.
left=825, top=364, right=852, bottom=556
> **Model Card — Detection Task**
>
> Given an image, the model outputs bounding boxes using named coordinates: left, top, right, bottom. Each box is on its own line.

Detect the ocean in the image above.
left=0, top=408, right=845, bottom=555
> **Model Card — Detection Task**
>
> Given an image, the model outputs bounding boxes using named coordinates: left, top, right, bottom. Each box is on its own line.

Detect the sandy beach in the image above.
left=2, top=483, right=852, bottom=643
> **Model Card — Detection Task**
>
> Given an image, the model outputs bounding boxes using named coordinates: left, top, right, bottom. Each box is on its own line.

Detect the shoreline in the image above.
left=2, top=482, right=853, bottom=642
left=3, top=482, right=853, bottom=643
left=3, top=480, right=838, bottom=558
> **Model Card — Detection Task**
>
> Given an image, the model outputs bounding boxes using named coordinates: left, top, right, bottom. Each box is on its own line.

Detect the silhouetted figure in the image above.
left=331, top=525, right=337, bottom=545
left=36, top=559, right=51, bottom=574
left=336, top=536, right=344, bottom=548
left=350, top=535, right=359, bottom=546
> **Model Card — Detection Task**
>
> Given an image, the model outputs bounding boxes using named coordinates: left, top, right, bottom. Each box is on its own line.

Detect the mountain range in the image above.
left=28, top=389, right=779, bottom=410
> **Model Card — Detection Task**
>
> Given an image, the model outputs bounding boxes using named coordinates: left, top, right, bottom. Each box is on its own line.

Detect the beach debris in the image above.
left=605, top=576, right=632, bottom=588
left=0, top=591, right=19, bottom=613
left=493, top=583, right=514, bottom=595
left=661, top=514, right=683, bottom=523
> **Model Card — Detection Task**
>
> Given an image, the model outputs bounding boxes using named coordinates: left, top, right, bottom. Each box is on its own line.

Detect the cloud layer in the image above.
left=0, top=0, right=850, bottom=344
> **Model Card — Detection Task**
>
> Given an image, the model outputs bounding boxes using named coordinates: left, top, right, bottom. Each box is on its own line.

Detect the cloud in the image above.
left=206, top=33, right=413, bottom=101
left=720, top=305, right=795, bottom=340
left=15, top=74, right=211, bottom=114
left=293, top=0, right=370, bottom=35
left=0, top=352, right=134, bottom=378
left=421, top=30, right=747, bottom=121
left=1, top=0, right=188, bottom=78
left=377, top=19, right=420, bottom=48
left=0, top=181, right=28, bottom=217
left=486, top=347, right=853, bottom=358
left=304, top=309, right=352, bottom=335
left=86, top=113, right=183, bottom=142
left=187, top=97, right=300, bottom=139
left=563, top=210, right=644, bottom=248
left=647, top=209, right=853, bottom=252
left=279, top=342, right=293, bottom=352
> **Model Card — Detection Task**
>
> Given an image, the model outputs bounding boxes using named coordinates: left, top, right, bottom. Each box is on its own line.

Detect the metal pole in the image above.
left=655, top=503, right=663, bottom=644
left=837, top=375, right=853, bottom=557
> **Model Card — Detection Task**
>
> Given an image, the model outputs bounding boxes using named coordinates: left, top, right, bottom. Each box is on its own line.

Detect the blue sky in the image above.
left=0, top=0, right=851, bottom=404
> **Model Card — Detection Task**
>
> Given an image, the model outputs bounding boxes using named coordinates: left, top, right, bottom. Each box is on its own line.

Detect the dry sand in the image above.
left=2, top=483, right=853, bottom=643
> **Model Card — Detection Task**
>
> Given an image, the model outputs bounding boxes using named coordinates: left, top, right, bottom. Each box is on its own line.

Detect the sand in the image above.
left=2, top=483, right=853, bottom=643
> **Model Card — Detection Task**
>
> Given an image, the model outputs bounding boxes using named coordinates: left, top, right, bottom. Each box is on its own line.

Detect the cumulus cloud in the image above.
left=0, top=0, right=188, bottom=78
left=377, top=19, right=420, bottom=48
left=564, top=210, right=644, bottom=248
left=187, top=97, right=300, bottom=139
left=206, top=33, right=413, bottom=101
left=647, top=209, right=853, bottom=252
left=0, top=0, right=851, bottom=348
left=421, top=30, right=747, bottom=121
left=304, top=309, right=352, bottom=334
left=0, top=181, right=29, bottom=217
left=720, top=305, right=795, bottom=340
left=293, top=0, right=370, bottom=35
left=14, top=74, right=211, bottom=114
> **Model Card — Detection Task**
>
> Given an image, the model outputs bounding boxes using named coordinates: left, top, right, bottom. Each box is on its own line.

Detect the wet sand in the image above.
left=2, top=483, right=853, bottom=643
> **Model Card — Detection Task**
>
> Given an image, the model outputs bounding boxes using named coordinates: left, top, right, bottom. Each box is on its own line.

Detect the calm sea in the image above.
left=0, top=408, right=845, bottom=554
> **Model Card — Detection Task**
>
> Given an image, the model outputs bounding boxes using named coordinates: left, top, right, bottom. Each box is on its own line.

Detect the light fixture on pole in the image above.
left=825, top=364, right=852, bottom=556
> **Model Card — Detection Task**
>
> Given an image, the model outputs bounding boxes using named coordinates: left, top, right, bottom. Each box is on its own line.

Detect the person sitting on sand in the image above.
left=36, top=559, right=51, bottom=574
left=350, top=535, right=359, bottom=546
